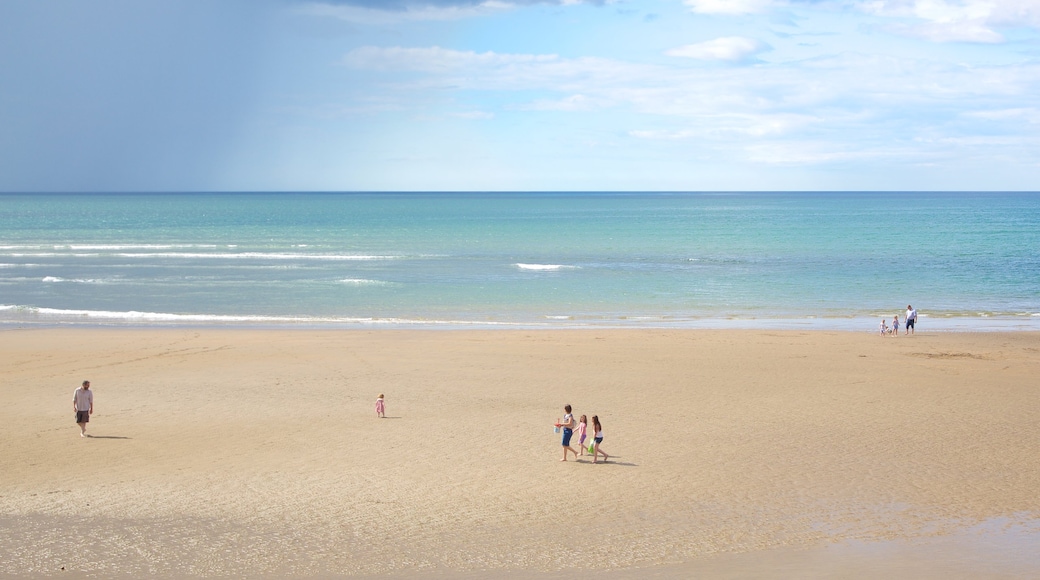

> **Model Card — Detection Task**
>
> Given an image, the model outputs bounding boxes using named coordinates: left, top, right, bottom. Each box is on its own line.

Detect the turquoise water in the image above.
left=1, top=192, right=1038, bottom=329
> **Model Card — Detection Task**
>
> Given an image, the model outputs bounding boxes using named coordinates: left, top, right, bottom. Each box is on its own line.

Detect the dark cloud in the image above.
left=0, top=0, right=271, bottom=192
left=301, top=0, right=604, bottom=9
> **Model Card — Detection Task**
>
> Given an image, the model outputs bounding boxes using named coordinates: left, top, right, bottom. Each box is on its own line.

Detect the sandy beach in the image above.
left=2, top=328, right=1038, bottom=578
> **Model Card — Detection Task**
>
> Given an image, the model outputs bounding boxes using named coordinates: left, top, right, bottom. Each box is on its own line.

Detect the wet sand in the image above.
left=1, top=328, right=1038, bottom=577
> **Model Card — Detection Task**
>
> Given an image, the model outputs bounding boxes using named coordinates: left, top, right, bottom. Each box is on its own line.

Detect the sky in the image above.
left=1, top=0, right=1039, bottom=192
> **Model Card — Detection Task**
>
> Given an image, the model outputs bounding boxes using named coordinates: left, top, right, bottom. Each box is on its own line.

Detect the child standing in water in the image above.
left=576, top=415, right=588, bottom=456
left=591, top=415, right=609, bottom=464
left=375, top=394, right=385, bottom=418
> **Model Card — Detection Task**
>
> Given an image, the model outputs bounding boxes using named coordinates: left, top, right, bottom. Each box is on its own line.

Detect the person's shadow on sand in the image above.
left=574, top=457, right=636, bottom=467
left=86, top=435, right=132, bottom=440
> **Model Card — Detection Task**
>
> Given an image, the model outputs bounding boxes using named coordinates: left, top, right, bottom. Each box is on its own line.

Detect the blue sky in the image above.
left=1, top=0, right=1038, bottom=191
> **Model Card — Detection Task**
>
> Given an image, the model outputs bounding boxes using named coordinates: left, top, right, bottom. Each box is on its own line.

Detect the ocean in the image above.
left=1, top=192, right=1038, bottom=330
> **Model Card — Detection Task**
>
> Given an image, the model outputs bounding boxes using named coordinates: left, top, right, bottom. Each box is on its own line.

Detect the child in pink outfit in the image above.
left=375, top=394, right=385, bottom=418
left=576, top=415, right=588, bottom=456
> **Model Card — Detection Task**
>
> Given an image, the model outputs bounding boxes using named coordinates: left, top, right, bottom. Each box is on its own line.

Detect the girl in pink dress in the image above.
left=576, top=415, right=588, bottom=456
left=375, top=393, right=385, bottom=418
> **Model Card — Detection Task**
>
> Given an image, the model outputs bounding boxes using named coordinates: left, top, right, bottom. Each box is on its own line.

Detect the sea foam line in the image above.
left=515, top=263, right=578, bottom=271
left=42, top=277, right=104, bottom=284
left=112, top=253, right=402, bottom=261
left=2, top=244, right=219, bottom=250
left=338, top=278, right=391, bottom=286
left=0, top=305, right=543, bottom=326
left=0, top=252, right=403, bottom=261
left=67, top=244, right=219, bottom=250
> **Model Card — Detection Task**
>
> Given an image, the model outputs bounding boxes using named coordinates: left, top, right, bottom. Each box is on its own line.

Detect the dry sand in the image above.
left=1, top=328, right=1038, bottom=578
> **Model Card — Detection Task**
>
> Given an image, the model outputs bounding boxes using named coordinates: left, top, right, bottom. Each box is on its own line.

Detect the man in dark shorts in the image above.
left=73, top=380, right=93, bottom=437
left=905, top=305, right=917, bottom=335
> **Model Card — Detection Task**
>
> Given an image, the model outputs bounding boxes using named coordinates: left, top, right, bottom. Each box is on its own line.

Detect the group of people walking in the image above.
left=555, top=404, right=609, bottom=463
left=880, top=304, right=917, bottom=336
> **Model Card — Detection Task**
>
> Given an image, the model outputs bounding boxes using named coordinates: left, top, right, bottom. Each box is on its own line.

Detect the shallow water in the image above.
left=377, top=517, right=1040, bottom=580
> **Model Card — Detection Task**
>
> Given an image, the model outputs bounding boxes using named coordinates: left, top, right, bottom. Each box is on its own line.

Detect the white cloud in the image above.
left=631, top=113, right=821, bottom=141
left=521, top=94, right=601, bottom=111
left=342, top=46, right=652, bottom=93
left=629, top=129, right=699, bottom=140
left=852, top=0, right=1040, bottom=42
left=299, top=1, right=514, bottom=24
left=338, top=44, right=1040, bottom=166
left=680, top=0, right=1040, bottom=41
left=343, top=46, right=560, bottom=72
left=898, top=21, right=1005, bottom=43
left=744, top=141, right=899, bottom=164
left=684, top=0, right=776, bottom=15
left=963, top=107, right=1040, bottom=123
left=665, top=37, right=769, bottom=61
left=450, top=110, right=496, bottom=119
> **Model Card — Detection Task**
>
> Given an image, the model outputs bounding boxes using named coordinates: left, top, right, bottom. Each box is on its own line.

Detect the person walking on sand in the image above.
left=879, top=318, right=888, bottom=336
left=73, top=380, right=93, bottom=437
left=375, top=393, right=385, bottom=418
left=557, top=405, right=577, bottom=461
left=891, top=314, right=900, bottom=336
left=576, top=415, right=588, bottom=456
left=905, top=305, right=917, bottom=335
left=591, top=415, right=609, bottom=464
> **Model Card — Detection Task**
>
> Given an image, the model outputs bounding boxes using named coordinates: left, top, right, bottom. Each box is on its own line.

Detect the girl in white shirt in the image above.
left=591, top=415, right=609, bottom=464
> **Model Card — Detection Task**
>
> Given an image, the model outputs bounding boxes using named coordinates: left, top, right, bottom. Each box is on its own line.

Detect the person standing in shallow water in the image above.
left=905, top=305, right=917, bottom=335
left=558, top=404, right=577, bottom=461
left=73, top=380, right=93, bottom=437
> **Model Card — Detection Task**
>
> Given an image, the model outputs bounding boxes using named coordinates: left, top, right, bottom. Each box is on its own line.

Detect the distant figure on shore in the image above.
left=879, top=319, right=888, bottom=336
left=891, top=315, right=900, bottom=336
left=558, top=405, right=577, bottom=461
left=905, top=305, right=917, bottom=335
left=576, top=415, right=588, bottom=456
left=591, top=415, right=609, bottom=464
left=73, top=380, right=93, bottom=437
left=375, top=393, right=385, bottom=418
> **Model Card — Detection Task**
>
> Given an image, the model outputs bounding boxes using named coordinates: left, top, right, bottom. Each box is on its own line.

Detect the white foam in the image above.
left=515, top=263, right=577, bottom=271
left=3, top=253, right=101, bottom=258
left=66, top=244, right=210, bottom=250
left=42, top=276, right=102, bottom=284
left=0, top=251, right=401, bottom=261
left=0, top=305, right=543, bottom=327
left=338, top=279, right=389, bottom=286
left=112, top=252, right=401, bottom=261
